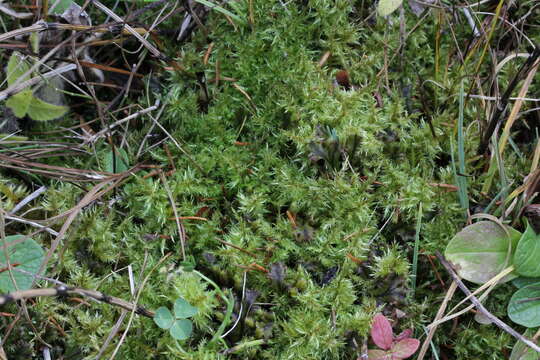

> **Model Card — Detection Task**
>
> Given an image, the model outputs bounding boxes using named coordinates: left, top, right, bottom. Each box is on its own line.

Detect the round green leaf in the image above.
left=153, top=307, right=174, bottom=329
left=514, top=222, right=540, bottom=277
left=508, top=283, right=540, bottom=328
left=0, top=235, right=45, bottom=293
left=170, top=319, right=193, bottom=340
left=445, top=221, right=521, bottom=284
left=174, top=298, right=198, bottom=319
left=378, top=0, right=403, bottom=16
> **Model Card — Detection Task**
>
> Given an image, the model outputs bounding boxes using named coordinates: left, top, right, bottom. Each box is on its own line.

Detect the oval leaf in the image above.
left=174, top=298, right=198, bottom=319
left=445, top=221, right=521, bottom=284
left=371, top=314, right=393, bottom=350
left=378, top=0, right=403, bottom=16
left=153, top=307, right=174, bottom=329
left=391, top=338, right=420, bottom=359
left=508, top=283, right=540, bottom=328
left=170, top=319, right=193, bottom=340
left=0, top=235, right=44, bottom=293
left=514, top=222, right=540, bottom=277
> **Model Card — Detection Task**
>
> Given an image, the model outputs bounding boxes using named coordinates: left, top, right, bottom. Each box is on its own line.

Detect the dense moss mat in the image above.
left=1, top=1, right=538, bottom=359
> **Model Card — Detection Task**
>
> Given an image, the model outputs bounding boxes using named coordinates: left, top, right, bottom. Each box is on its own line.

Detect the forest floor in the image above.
left=0, top=1, right=539, bottom=359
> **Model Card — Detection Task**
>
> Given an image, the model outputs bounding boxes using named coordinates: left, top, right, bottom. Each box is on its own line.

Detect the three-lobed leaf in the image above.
left=170, top=319, right=193, bottom=340
left=154, top=307, right=174, bottom=329
left=0, top=235, right=45, bottom=293
left=445, top=221, right=521, bottom=284
left=174, top=298, right=198, bottom=319
left=508, top=283, right=540, bottom=328
left=514, top=222, right=540, bottom=277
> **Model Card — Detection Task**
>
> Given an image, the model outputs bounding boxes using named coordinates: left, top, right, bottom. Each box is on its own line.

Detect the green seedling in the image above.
left=4, top=52, right=68, bottom=121
left=154, top=298, right=198, bottom=340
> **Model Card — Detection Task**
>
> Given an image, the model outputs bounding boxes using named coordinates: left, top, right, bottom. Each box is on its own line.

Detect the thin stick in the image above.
left=417, top=281, right=457, bottom=360
left=0, top=286, right=153, bottom=317
left=436, top=252, right=540, bottom=354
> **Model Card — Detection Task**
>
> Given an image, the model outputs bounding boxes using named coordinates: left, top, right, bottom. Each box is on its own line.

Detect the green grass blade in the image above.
left=193, top=0, right=244, bottom=24
left=411, top=203, right=423, bottom=294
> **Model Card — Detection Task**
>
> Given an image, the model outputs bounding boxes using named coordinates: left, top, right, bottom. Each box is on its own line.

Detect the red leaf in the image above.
left=371, top=314, right=394, bottom=350
left=394, top=328, right=413, bottom=341
left=367, top=349, right=392, bottom=360
left=390, top=338, right=420, bottom=359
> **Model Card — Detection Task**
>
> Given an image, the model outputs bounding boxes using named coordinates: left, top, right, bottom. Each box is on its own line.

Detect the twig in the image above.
left=9, top=186, right=47, bottom=215
left=417, top=281, right=457, bottom=360
left=0, top=286, right=154, bottom=317
left=436, top=252, right=540, bottom=354
left=90, top=0, right=168, bottom=61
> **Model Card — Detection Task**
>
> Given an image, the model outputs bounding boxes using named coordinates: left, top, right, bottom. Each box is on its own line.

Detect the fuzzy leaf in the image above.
left=445, top=221, right=521, bottom=284
left=514, top=222, right=540, bottom=277
left=371, top=314, right=393, bottom=350
left=173, top=298, right=198, bottom=319
left=6, top=52, right=30, bottom=87
left=153, top=307, right=174, bottom=329
left=391, top=338, right=420, bottom=359
left=6, top=91, right=33, bottom=118
left=0, top=235, right=45, bottom=293
left=508, top=283, right=540, bottom=328
left=169, top=319, right=193, bottom=340
left=378, top=0, right=403, bottom=16
left=27, top=96, right=69, bottom=121
left=367, top=349, right=391, bottom=360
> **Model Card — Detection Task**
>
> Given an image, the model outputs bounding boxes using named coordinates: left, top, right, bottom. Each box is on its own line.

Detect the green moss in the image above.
left=1, top=0, right=538, bottom=358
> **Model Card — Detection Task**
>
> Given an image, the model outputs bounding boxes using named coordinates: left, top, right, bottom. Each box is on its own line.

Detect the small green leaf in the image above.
left=6, top=52, right=31, bottom=87
left=445, top=221, right=521, bottom=284
left=104, top=148, right=129, bottom=173
left=174, top=298, right=198, bottom=319
left=27, top=96, right=69, bottom=121
left=49, top=0, right=76, bottom=15
left=6, top=91, right=68, bottom=121
left=378, top=0, right=403, bottom=16
left=0, top=235, right=45, bottom=293
left=169, top=319, right=193, bottom=340
left=510, top=329, right=538, bottom=360
left=153, top=307, right=174, bottom=329
left=514, top=222, right=540, bottom=277
left=6, top=91, right=33, bottom=118
left=508, top=283, right=540, bottom=328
